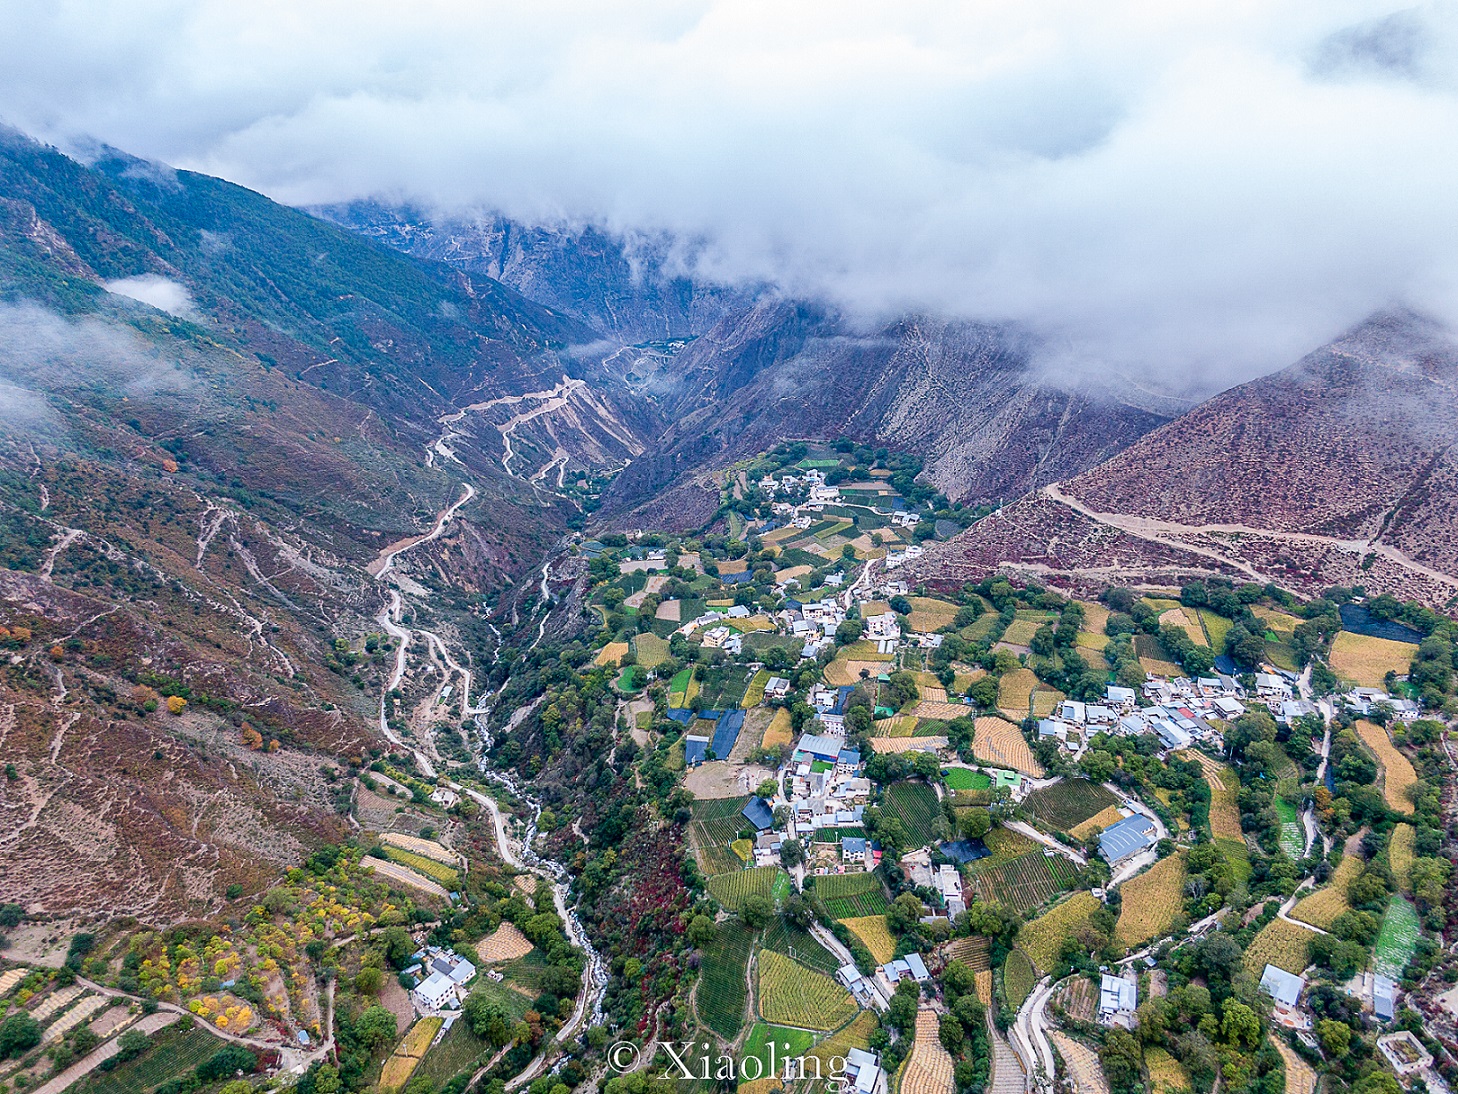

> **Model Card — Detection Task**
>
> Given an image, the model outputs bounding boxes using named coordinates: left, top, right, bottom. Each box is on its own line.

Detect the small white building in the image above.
left=414, top=970, right=459, bottom=1010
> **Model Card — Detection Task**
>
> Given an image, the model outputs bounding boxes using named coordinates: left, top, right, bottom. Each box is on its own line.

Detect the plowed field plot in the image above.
left=902, top=1009, right=955, bottom=1094
left=1050, top=1032, right=1109, bottom=1094
left=756, top=950, right=857, bottom=1031
left=973, top=717, right=1043, bottom=777
left=968, top=852, right=1075, bottom=916
left=885, top=781, right=940, bottom=848
left=478, top=922, right=533, bottom=962
left=697, top=921, right=755, bottom=1040
left=1055, top=977, right=1096, bottom=1023
left=1023, top=779, right=1117, bottom=832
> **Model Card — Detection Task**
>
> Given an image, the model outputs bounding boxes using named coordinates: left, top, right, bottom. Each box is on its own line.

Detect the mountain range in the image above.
left=2, top=124, right=1457, bottom=919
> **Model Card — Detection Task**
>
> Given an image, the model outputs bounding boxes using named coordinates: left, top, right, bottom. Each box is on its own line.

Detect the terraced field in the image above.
left=813, top=872, right=890, bottom=918
left=1003, top=949, right=1036, bottom=1008
left=380, top=1017, right=445, bottom=1093
left=1289, top=851, right=1364, bottom=929
left=689, top=796, right=752, bottom=875
left=1374, top=895, right=1420, bottom=979
left=382, top=846, right=460, bottom=888
left=968, top=852, right=1075, bottom=916
left=973, top=717, right=1043, bottom=777
left=942, top=935, right=990, bottom=971
left=756, top=950, right=857, bottom=1031
left=761, top=918, right=840, bottom=974
left=901, top=1009, right=955, bottom=1094
left=1329, top=631, right=1419, bottom=689
left=1181, top=751, right=1242, bottom=841
left=997, top=668, right=1039, bottom=714
left=1275, top=798, right=1305, bottom=859
left=1023, top=779, right=1117, bottom=832
left=843, top=916, right=896, bottom=963
left=72, top=1027, right=221, bottom=1094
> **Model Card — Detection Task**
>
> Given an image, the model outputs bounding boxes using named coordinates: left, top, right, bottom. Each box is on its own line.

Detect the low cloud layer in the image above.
left=104, top=276, right=197, bottom=318
left=3, top=1, right=1458, bottom=392
left=0, top=303, right=193, bottom=433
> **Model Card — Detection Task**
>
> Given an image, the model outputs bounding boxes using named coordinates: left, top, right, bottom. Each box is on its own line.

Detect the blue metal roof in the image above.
left=1098, top=814, right=1158, bottom=863
left=742, top=797, right=775, bottom=830
left=712, top=709, right=745, bottom=757
left=684, top=737, right=709, bottom=766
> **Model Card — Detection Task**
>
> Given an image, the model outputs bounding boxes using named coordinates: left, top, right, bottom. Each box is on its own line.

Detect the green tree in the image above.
left=0, top=1014, right=41, bottom=1059
left=355, top=1005, right=398, bottom=1052
left=381, top=926, right=413, bottom=968
left=354, top=967, right=384, bottom=995
left=740, top=894, right=772, bottom=928
left=960, top=808, right=992, bottom=841
left=687, top=915, right=716, bottom=946
left=1317, top=1019, right=1351, bottom=1057
left=1220, top=1002, right=1260, bottom=1050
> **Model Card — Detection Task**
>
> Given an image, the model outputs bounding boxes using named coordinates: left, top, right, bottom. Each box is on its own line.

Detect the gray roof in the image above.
left=1259, top=964, right=1306, bottom=1008
left=1374, top=975, right=1397, bottom=1020
left=1098, top=814, right=1158, bottom=863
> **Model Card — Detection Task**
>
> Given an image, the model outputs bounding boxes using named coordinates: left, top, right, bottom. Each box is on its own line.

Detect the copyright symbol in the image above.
left=608, top=1042, right=639, bottom=1073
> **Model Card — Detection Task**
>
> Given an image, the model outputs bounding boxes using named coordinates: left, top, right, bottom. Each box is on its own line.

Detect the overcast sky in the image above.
left=3, top=0, right=1458, bottom=393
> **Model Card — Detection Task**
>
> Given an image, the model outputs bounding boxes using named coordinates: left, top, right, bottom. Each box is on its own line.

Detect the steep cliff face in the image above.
left=908, top=310, right=1458, bottom=606
left=314, top=201, right=757, bottom=343
left=600, top=306, right=1169, bottom=525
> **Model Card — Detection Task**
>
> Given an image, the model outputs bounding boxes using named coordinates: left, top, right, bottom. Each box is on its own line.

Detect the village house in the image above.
left=1260, top=964, right=1308, bottom=1028
left=1099, top=973, right=1138, bottom=1027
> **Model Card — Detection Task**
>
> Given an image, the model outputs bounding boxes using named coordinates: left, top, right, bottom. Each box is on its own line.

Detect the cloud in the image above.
left=0, top=303, right=194, bottom=436
left=3, top=1, right=1458, bottom=392
left=104, top=275, right=197, bottom=318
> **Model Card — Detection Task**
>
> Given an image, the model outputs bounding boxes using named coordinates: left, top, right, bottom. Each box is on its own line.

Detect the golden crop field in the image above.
left=1289, top=851, right=1364, bottom=929
left=1050, top=1033, right=1110, bottom=1094
left=1390, top=823, right=1415, bottom=893
left=874, top=715, right=919, bottom=737
left=379, top=1016, right=445, bottom=1093
left=901, top=1009, right=956, bottom=1094
left=871, top=735, right=949, bottom=754
left=1356, top=720, right=1417, bottom=814
left=1031, top=688, right=1066, bottom=718
left=942, top=935, right=990, bottom=971
left=997, top=667, right=1038, bottom=713
left=1077, top=600, right=1110, bottom=634
left=380, top=832, right=458, bottom=865
left=761, top=708, right=794, bottom=751
left=824, top=658, right=895, bottom=687
left=1069, top=806, right=1126, bottom=841
left=478, top=921, right=533, bottom=962
left=1252, top=606, right=1300, bottom=635
left=974, top=717, right=1044, bottom=777
left=908, top=597, right=960, bottom=632
left=975, top=970, right=993, bottom=1005
left=1001, top=619, right=1040, bottom=647
left=1329, top=631, right=1419, bottom=689
left=1273, top=1038, right=1315, bottom=1094
left=1020, top=891, right=1101, bottom=972
left=1158, top=607, right=1208, bottom=647
left=915, top=700, right=976, bottom=721
left=1115, top=853, right=1187, bottom=949
left=1145, top=1047, right=1191, bottom=1094
left=631, top=632, right=671, bottom=669
left=756, top=950, right=857, bottom=1031
left=1243, top=917, right=1315, bottom=975
left=804, top=1011, right=877, bottom=1076
left=594, top=641, right=629, bottom=667
left=843, top=915, right=897, bottom=963
left=1181, top=751, right=1242, bottom=841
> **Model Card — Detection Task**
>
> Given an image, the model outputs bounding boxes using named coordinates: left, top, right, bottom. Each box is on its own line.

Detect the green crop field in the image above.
left=1020, top=891, right=1102, bottom=972
left=762, top=918, right=840, bottom=974
left=943, top=768, right=991, bottom=790
left=689, top=796, right=751, bottom=875
left=707, top=865, right=783, bottom=909
left=382, top=847, right=460, bottom=888
left=1004, top=949, right=1037, bottom=1008
left=757, top=950, right=857, bottom=1031
left=1375, top=896, right=1421, bottom=979
left=697, top=665, right=751, bottom=708
left=697, top=921, right=756, bottom=1040
left=967, top=852, right=1076, bottom=916
left=811, top=870, right=891, bottom=918
left=1275, top=798, right=1304, bottom=859
left=884, top=780, right=940, bottom=848
left=741, top=1024, right=818, bottom=1084
left=75, top=1028, right=225, bottom=1094
left=1022, top=779, right=1118, bottom=833
left=630, top=632, right=670, bottom=669
left=414, top=1020, right=491, bottom=1086
left=813, top=872, right=882, bottom=900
